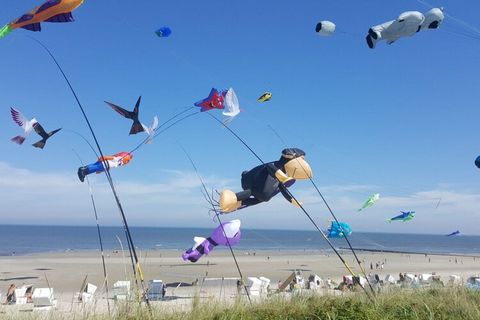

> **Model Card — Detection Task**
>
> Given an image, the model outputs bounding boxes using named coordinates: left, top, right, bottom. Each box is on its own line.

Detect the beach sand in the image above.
left=0, top=249, right=478, bottom=315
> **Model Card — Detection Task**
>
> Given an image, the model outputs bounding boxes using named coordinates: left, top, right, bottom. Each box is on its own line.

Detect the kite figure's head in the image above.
left=281, top=148, right=313, bottom=180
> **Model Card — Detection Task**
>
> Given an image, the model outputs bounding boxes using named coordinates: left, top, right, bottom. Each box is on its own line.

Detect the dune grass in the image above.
left=4, top=288, right=480, bottom=320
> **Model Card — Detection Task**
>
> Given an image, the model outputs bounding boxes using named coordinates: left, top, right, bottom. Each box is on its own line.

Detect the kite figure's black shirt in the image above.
left=236, top=148, right=305, bottom=207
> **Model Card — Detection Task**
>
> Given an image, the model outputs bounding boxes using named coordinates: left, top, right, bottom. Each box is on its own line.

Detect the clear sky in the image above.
left=0, top=0, right=479, bottom=234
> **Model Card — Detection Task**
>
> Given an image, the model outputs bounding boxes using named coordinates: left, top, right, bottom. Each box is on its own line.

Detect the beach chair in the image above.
left=81, top=283, right=97, bottom=303
left=449, top=274, right=461, bottom=285
left=258, top=277, right=271, bottom=294
left=419, top=273, right=433, bottom=284
left=14, top=286, right=28, bottom=305
left=113, top=281, right=131, bottom=301
left=146, top=280, right=165, bottom=301
left=384, top=274, right=396, bottom=284
left=246, top=277, right=262, bottom=296
left=32, top=288, right=57, bottom=311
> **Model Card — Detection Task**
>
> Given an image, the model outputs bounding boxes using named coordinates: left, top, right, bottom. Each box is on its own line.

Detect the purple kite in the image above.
left=182, top=220, right=241, bottom=263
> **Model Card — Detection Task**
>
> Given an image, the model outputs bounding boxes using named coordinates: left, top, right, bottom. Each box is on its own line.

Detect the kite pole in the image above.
left=31, top=37, right=150, bottom=307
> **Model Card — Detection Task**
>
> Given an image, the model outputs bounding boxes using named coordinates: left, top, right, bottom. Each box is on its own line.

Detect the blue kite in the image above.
left=387, top=211, right=415, bottom=223
left=155, top=26, right=171, bottom=37
left=446, top=230, right=460, bottom=237
left=327, top=221, right=352, bottom=238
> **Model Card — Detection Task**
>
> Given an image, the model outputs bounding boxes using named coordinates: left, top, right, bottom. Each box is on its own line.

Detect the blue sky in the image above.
left=0, top=0, right=479, bottom=234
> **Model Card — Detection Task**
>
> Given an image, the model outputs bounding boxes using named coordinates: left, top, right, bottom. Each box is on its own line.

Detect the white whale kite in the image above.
left=366, top=8, right=444, bottom=48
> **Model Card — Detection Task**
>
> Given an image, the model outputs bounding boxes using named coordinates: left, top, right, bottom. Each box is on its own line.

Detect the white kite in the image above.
left=366, top=8, right=444, bottom=49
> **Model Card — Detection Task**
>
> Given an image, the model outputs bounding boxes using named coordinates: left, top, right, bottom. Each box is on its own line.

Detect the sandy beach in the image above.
left=0, top=249, right=478, bottom=315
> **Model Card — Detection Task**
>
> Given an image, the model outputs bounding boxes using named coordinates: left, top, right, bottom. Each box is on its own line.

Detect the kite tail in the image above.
left=11, top=135, right=25, bottom=145
left=32, top=139, right=46, bottom=149
left=130, top=120, right=144, bottom=135
left=0, top=24, right=12, bottom=39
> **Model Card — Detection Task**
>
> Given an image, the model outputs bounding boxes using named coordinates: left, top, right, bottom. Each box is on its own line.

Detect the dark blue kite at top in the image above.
left=328, top=221, right=352, bottom=238
left=155, top=26, right=171, bottom=37
left=475, top=155, right=480, bottom=169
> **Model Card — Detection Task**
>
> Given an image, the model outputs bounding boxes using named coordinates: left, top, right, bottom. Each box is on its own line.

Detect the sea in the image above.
left=0, top=225, right=479, bottom=256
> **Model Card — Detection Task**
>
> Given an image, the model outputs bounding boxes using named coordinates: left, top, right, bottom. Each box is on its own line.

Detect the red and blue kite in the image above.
left=194, top=88, right=226, bottom=112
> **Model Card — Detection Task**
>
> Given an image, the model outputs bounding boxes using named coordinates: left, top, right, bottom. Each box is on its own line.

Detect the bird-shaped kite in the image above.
left=222, top=88, right=241, bottom=125
left=141, top=116, right=159, bottom=144
left=0, top=0, right=84, bottom=39
left=10, top=107, right=61, bottom=149
left=105, top=96, right=144, bottom=135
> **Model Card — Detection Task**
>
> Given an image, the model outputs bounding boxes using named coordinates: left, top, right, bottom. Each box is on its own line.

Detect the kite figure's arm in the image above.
left=279, top=183, right=301, bottom=207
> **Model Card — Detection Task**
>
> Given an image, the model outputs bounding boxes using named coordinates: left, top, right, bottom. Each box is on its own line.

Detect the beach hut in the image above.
left=113, top=281, right=131, bottom=301
left=247, top=277, right=262, bottom=296
left=32, top=288, right=57, bottom=310
left=147, top=280, right=166, bottom=301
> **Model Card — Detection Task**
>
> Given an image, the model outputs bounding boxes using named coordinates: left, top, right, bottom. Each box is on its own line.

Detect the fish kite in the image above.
left=257, top=92, right=272, bottom=103
left=358, top=193, right=380, bottom=212
left=475, top=155, right=480, bottom=169
left=219, top=148, right=312, bottom=213
left=141, top=116, right=159, bottom=144
left=446, top=230, right=460, bottom=237
left=194, top=88, right=226, bottom=112
left=10, top=107, right=61, bottom=149
left=0, top=0, right=84, bottom=39
left=105, top=96, right=145, bottom=135
left=327, top=221, right=352, bottom=238
left=366, top=8, right=444, bottom=49
left=182, top=220, right=241, bottom=263
left=315, top=21, right=336, bottom=36
left=77, top=152, right=132, bottom=182
left=155, top=26, right=172, bottom=37
left=387, top=211, right=415, bottom=223
left=222, top=88, right=241, bottom=125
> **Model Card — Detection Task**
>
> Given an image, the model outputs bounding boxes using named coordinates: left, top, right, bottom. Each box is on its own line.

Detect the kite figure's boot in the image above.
left=77, top=166, right=87, bottom=183
left=219, top=189, right=242, bottom=213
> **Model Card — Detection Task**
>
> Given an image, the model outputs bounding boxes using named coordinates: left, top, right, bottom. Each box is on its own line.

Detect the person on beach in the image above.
left=4, top=284, right=15, bottom=305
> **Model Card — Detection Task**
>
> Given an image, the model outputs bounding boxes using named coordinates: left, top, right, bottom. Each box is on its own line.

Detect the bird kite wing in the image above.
left=152, top=116, right=159, bottom=131
left=104, top=101, right=131, bottom=118
left=10, top=107, right=28, bottom=128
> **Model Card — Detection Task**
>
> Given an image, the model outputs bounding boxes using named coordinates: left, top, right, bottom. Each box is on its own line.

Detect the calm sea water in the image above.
left=0, top=225, right=479, bottom=256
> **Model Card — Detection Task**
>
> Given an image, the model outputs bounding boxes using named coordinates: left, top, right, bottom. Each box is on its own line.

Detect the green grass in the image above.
left=4, top=288, right=480, bottom=320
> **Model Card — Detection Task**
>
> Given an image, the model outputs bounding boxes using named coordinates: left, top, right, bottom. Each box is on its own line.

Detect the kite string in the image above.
left=266, top=125, right=376, bottom=295
left=30, top=37, right=150, bottom=307
left=179, top=145, right=252, bottom=305
left=206, top=113, right=374, bottom=302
